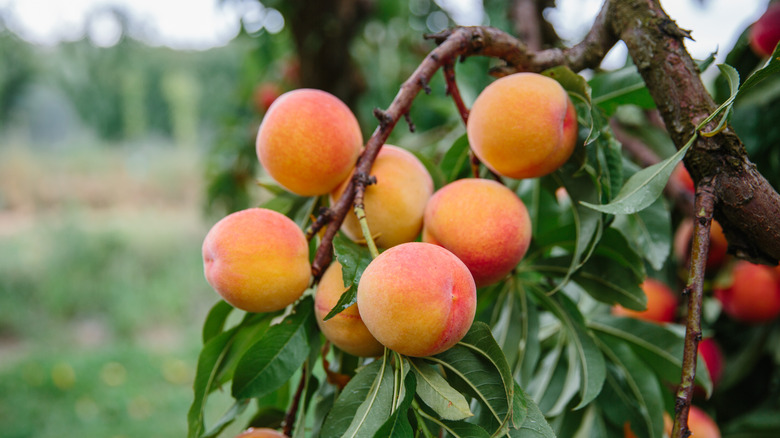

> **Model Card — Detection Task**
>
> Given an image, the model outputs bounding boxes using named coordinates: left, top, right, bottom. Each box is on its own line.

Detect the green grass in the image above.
left=0, top=141, right=233, bottom=437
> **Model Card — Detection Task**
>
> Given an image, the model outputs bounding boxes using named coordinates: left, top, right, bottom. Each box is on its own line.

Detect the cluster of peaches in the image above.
left=616, top=165, right=780, bottom=438
left=202, top=72, right=577, bottom=360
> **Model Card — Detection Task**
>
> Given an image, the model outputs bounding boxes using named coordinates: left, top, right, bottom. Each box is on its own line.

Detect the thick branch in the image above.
left=609, top=0, right=780, bottom=264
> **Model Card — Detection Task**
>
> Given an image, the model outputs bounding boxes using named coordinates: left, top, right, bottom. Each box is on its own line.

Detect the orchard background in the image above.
left=1, top=1, right=779, bottom=437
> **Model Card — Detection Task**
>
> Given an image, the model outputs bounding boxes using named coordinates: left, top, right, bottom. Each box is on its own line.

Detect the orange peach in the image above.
left=202, top=208, right=310, bottom=313
left=467, top=72, right=578, bottom=179
left=422, top=178, right=532, bottom=287
left=332, top=145, right=433, bottom=248
left=671, top=163, right=695, bottom=194
left=314, top=260, right=384, bottom=357
left=235, top=428, right=288, bottom=438
left=356, top=242, right=477, bottom=357
left=715, top=261, right=780, bottom=323
left=612, top=278, right=677, bottom=323
left=687, top=405, right=721, bottom=438
left=256, top=88, right=362, bottom=196
left=673, top=219, right=729, bottom=271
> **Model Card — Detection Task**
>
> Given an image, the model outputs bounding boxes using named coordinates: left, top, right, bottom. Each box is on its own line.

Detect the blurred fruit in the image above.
left=673, top=219, right=729, bottom=271
left=698, top=337, right=724, bottom=390
left=235, top=428, right=288, bottom=438
left=252, top=82, right=282, bottom=114
left=613, top=278, right=677, bottom=323
left=714, top=260, right=780, bottom=323
left=749, top=2, right=780, bottom=57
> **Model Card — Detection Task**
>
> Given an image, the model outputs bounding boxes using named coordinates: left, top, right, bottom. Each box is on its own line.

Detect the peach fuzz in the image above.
left=314, top=260, right=384, bottom=357
left=332, top=145, right=433, bottom=248
left=256, top=88, right=362, bottom=196
left=235, top=428, right=288, bottom=438
left=356, top=242, right=476, bottom=357
left=613, top=278, right=677, bottom=323
left=422, top=178, right=532, bottom=287
left=467, top=72, right=578, bottom=180
left=202, top=208, right=310, bottom=313
left=715, top=261, right=780, bottom=323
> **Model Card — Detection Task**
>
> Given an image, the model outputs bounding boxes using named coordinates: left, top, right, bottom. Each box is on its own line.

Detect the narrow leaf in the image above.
left=509, top=383, right=557, bottom=437
left=231, top=298, right=314, bottom=399
left=373, top=371, right=416, bottom=438
left=342, top=352, right=395, bottom=438
left=320, top=360, right=388, bottom=437
left=410, top=358, right=473, bottom=421
left=737, top=43, right=780, bottom=99
left=417, top=410, right=492, bottom=438
left=439, top=134, right=472, bottom=183
left=202, top=300, right=234, bottom=344
left=612, top=196, right=671, bottom=271
left=324, top=233, right=372, bottom=321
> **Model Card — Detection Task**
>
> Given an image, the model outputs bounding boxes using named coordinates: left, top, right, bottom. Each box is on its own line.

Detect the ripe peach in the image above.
left=202, top=208, right=311, bottom=313
left=356, top=242, right=477, bottom=357
left=422, top=178, right=532, bottom=287
left=314, top=260, right=384, bottom=357
left=235, top=428, right=288, bottom=438
left=698, top=337, right=724, bottom=389
left=467, top=72, right=578, bottom=179
left=256, top=88, right=362, bottom=196
left=673, top=219, right=729, bottom=271
left=749, top=2, right=780, bottom=57
left=612, top=278, right=677, bottom=323
left=714, top=261, right=780, bottom=323
left=687, top=405, right=721, bottom=438
left=671, top=163, right=695, bottom=194
left=332, top=145, right=433, bottom=248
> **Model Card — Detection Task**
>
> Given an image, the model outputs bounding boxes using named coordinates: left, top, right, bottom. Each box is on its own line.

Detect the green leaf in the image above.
left=737, top=43, right=780, bottom=100
left=373, top=371, right=416, bottom=438
left=321, top=358, right=392, bottom=437
left=509, top=383, right=557, bottom=437
left=417, top=409, right=492, bottom=438
left=596, top=337, right=665, bottom=438
left=589, top=63, right=655, bottom=116
left=409, top=358, right=473, bottom=421
left=231, top=298, right=314, bottom=399
left=589, top=315, right=712, bottom=396
left=612, top=196, right=671, bottom=271
left=201, top=400, right=250, bottom=438
left=580, top=140, right=690, bottom=215
left=342, top=352, right=395, bottom=438
left=412, top=150, right=446, bottom=191
left=324, top=233, right=373, bottom=321
left=439, top=133, right=472, bottom=183
left=202, top=300, right=234, bottom=344
left=427, top=322, right=513, bottom=434
left=531, top=290, right=606, bottom=409
left=188, top=314, right=272, bottom=438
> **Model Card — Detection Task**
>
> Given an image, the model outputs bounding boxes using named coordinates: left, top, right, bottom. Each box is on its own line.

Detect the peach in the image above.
left=612, top=278, right=677, bottom=323
left=671, top=163, right=695, bottom=194
left=332, top=145, right=433, bottom=248
left=235, top=428, right=288, bottom=438
left=714, top=261, right=780, bottom=323
left=256, top=88, right=363, bottom=196
left=422, top=178, right=532, bottom=287
left=202, top=208, right=311, bottom=313
left=749, top=2, right=780, bottom=58
left=314, top=260, right=385, bottom=357
left=687, top=406, right=721, bottom=438
left=467, top=72, right=578, bottom=179
left=698, top=337, right=724, bottom=389
left=356, top=242, right=477, bottom=357
left=673, top=219, right=729, bottom=271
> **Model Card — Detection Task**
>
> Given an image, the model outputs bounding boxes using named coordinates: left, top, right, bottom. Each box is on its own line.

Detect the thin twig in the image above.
left=282, top=363, right=307, bottom=437
left=671, top=176, right=717, bottom=438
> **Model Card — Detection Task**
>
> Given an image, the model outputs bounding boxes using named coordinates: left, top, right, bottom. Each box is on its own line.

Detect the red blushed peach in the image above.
left=612, top=278, right=678, bottom=323
left=749, top=3, right=780, bottom=58
left=256, top=88, right=362, bottom=196
left=715, top=261, right=780, bottom=323
left=422, top=178, right=532, bottom=287
left=671, top=163, right=695, bottom=194
left=235, top=428, right=288, bottom=438
left=314, top=261, right=384, bottom=357
left=673, top=219, right=729, bottom=271
left=687, top=406, right=721, bottom=438
left=698, top=337, right=724, bottom=390
left=357, top=242, right=477, bottom=357
left=202, top=208, right=311, bottom=313
left=332, top=145, right=433, bottom=248
left=467, top=72, right=578, bottom=179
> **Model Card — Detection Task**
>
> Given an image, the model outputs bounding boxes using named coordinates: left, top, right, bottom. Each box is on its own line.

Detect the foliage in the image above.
left=190, top=3, right=780, bottom=438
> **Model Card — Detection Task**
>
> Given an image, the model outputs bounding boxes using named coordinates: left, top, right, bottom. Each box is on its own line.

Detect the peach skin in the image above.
left=467, top=72, right=578, bottom=179
left=202, top=208, right=311, bottom=313
left=422, top=178, right=532, bottom=287
left=612, top=278, right=677, bottom=323
left=357, top=242, right=476, bottom=357
left=332, top=145, right=433, bottom=248
left=715, top=260, right=780, bottom=323
left=256, top=88, right=363, bottom=196
left=314, top=260, right=384, bottom=357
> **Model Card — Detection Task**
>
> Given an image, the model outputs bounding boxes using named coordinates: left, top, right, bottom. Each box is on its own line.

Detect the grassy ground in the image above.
left=0, top=139, right=233, bottom=437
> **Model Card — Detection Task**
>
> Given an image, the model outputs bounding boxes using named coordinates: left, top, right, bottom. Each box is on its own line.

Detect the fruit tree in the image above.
left=192, top=1, right=780, bottom=437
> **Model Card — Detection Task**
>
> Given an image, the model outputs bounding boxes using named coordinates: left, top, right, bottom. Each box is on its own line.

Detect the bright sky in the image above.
left=0, top=0, right=770, bottom=61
